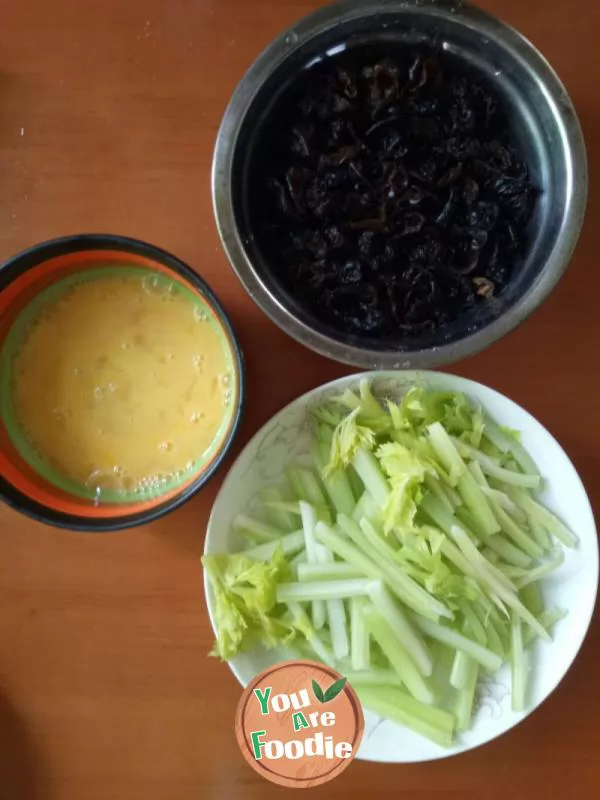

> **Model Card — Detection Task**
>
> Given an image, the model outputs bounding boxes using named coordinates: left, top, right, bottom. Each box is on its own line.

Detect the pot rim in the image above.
left=212, top=0, right=587, bottom=369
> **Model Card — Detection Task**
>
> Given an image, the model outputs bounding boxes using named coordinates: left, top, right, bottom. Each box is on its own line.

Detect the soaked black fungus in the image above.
left=248, top=45, right=535, bottom=340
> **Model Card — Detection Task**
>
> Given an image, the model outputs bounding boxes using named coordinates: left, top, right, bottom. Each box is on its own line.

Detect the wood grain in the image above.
left=0, top=1, right=598, bottom=798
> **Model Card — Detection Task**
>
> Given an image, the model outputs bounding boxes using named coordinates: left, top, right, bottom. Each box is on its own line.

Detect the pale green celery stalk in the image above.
left=426, top=421, right=465, bottom=486
left=456, top=468, right=501, bottom=536
left=450, top=526, right=550, bottom=641
left=352, top=447, right=391, bottom=506
left=352, top=490, right=383, bottom=527
left=516, top=551, right=564, bottom=589
left=357, top=378, right=387, bottom=418
left=363, top=606, right=435, bottom=704
left=461, top=602, right=487, bottom=645
left=299, top=501, right=326, bottom=629
left=298, top=469, right=332, bottom=524
left=483, top=418, right=540, bottom=477
left=505, top=487, right=578, bottom=548
left=425, top=472, right=460, bottom=514
left=519, top=582, right=544, bottom=617
left=412, top=616, right=503, bottom=672
left=484, top=535, right=532, bottom=568
left=453, top=437, right=541, bottom=489
left=455, top=506, right=481, bottom=534
left=290, top=549, right=307, bottom=576
left=420, top=493, right=477, bottom=541
left=452, top=658, right=479, bottom=732
left=483, top=616, right=505, bottom=659
left=368, top=582, right=433, bottom=677
left=259, top=486, right=297, bottom=532
left=297, top=563, right=365, bottom=582
left=528, top=517, right=551, bottom=550
left=450, top=650, right=472, bottom=690
left=428, top=640, right=455, bottom=707
left=424, top=474, right=455, bottom=514
left=276, top=578, right=374, bottom=604
left=338, top=514, right=452, bottom=621
left=481, top=546, right=500, bottom=564
left=510, top=613, right=526, bottom=712
left=469, top=462, right=527, bottom=525
left=286, top=466, right=307, bottom=501
left=488, top=497, right=544, bottom=559
left=232, top=514, right=282, bottom=543
left=355, top=685, right=454, bottom=747
left=286, top=602, right=335, bottom=666
left=317, top=544, right=349, bottom=660
left=316, top=441, right=356, bottom=517
left=333, top=387, right=361, bottom=412
left=522, top=608, right=567, bottom=646
left=495, top=564, right=528, bottom=580
left=347, top=465, right=365, bottom=500
left=315, top=521, right=446, bottom=621
left=350, top=597, right=370, bottom=671
left=243, top=529, right=305, bottom=561
left=342, top=668, right=401, bottom=686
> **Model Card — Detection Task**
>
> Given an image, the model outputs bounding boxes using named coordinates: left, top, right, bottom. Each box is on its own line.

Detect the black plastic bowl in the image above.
left=0, top=234, right=245, bottom=531
left=212, top=0, right=587, bottom=369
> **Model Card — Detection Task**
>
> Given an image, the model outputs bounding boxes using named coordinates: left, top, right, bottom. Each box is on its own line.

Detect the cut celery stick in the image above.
left=424, top=474, right=455, bottom=514
left=483, top=418, right=540, bottom=477
left=456, top=469, right=501, bottom=537
left=341, top=668, right=401, bottom=686
left=232, top=514, right=282, bottom=543
left=243, top=529, right=304, bottom=561
left=505, top=488, right=578, bottom=548
left=368, top=582, right=433, bottom=677
left=484, top=535, right=532, bottom=568
left=286, top=602, right=335, bottom=666
left=412, top=616, right=503, bottom=672
left=522, top=608, right=567, bottom=646
left=511, top=613, right=526, bottom=712
left=450, top=525, right=517, bottom=592
left=427, top=422, right=465, bottom=486
left=338, top=515, right=452, bottom=621
left=350, top=597, right=370, bottom=671
left=520, top=582, right=544, bottom=617
left=299, top=469, right=332, bottom=523
left=289, top=549, right=307, bottom=573
left=316, top=443, right=356, bottom=516
left=453, top=438, right=541, bottom=489
left=297, top=562, right=364, bottom=582
left=352, top=447, right=390, bottom=506
left=355, top=685, right=454, bottom=747
left=352, top=490, right=383, bottom=527
left=317, top=545, right=349, bottom=660
left=452, top=658, right=479, bottom=731
left=363, top=606, right=435, bottom=704
left=299, top=501, right=326, bottom=629
left=488, top=498, right=544, bottom=559
left=528, top=517, right=551, bottom=550
left=276, top=578, right=374, bottom=603
left=347, top=465, right=365, bottom=500
left=516, top=551, right=564, bottom=589
left=450, top=650, right=472, bottom=690
left=449, top=526, right=550, bottom=640
left=461, top=602, right=487, bottom=645
left=259, top=486, right=297, bottom=531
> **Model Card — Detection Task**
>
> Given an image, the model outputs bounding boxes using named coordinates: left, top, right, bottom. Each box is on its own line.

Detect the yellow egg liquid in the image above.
left=4, top=268, right=233, bottom=502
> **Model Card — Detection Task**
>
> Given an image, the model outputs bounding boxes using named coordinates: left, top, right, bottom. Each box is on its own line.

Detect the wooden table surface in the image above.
left=0, top=0, right=598, bottom=797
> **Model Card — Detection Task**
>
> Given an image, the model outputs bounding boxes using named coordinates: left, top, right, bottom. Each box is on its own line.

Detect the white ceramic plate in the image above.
left=204, top=371, right=598, bottom=762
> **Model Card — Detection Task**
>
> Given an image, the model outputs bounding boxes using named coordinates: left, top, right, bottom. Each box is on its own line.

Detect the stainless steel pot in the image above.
left=212, top=0, right=587, bottom=369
